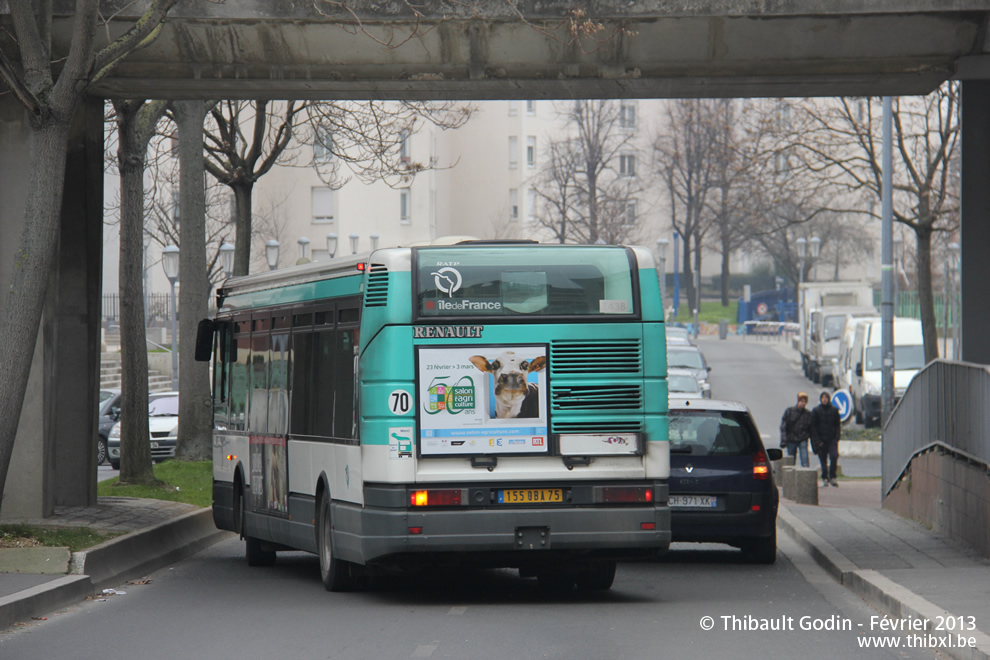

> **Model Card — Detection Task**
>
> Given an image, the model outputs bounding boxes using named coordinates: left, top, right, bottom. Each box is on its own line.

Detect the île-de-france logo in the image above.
left=431, top=267, right=462, bottom=297
left=425, top=375, right=475, bottom=415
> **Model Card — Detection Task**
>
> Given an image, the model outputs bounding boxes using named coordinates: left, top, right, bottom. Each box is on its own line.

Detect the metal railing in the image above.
left=883, top=359, right=990, bottom=496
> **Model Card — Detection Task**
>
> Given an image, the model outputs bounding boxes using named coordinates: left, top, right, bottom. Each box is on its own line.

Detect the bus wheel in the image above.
left=243, top=487, right=275, bottom=567
left=575, top=561, right=616, bottom=591
left=318, top=493, right=356, bottom=592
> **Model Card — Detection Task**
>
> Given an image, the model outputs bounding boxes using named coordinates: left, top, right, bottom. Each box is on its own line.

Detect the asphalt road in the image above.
left=0, top=534, right=935, bottom=660
left=1, top=335, right=906, bottom=659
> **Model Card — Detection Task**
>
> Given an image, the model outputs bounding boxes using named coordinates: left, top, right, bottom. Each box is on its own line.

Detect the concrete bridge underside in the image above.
left=1, top=1, right=990, bottom=517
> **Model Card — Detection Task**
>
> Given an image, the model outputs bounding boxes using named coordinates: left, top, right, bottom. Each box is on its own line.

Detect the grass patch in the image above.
left=0, top=525, right=122, bottom=552
left=98, top=460, right=213, bottom=508
left=670, top=300, right=739, bottom=325
left=842, top=427, right=882, bottom=442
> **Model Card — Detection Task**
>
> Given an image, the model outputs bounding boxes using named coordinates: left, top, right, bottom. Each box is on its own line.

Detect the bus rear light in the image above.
left=598, top=486, right=653, bottom=503
left=410, top=489, right=462, bottom=507
left=357, top=262, right=366, bottom=271
left=226, top=454, right=237, bottom=461
left=640, top=522, right=656, bottom=530
left=752, top=505, right=761, bottom=512
left=753, top=451, right=771, bottom=480
left=409, top=527, right=423, bottom=535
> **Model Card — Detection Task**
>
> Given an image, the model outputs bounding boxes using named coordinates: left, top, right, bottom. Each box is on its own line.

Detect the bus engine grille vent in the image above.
left=549, top=339, right=642, bottom=375
left=365, top=264, right=389, bottom=307
left=551, top=385, right=643, bottom=411
left=552, top=420, right=644, bottom=434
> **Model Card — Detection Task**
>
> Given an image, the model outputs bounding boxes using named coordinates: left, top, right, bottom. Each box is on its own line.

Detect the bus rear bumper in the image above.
left=334, top=502, right=671, bottom=567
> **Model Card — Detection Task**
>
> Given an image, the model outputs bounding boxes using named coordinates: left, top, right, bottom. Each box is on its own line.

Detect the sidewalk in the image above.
left=779, top=479, right=990, bottom=660
left=2, top=489, right=988, bottom=660
left=0, top=497, right=229, bottom=630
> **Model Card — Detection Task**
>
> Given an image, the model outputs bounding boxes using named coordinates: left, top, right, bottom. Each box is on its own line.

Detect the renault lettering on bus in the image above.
left=199, top=240, right=671, bottom=592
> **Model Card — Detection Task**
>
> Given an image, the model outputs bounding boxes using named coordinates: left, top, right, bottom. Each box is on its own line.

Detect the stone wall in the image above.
left=884, top=450, right=990, bottom=558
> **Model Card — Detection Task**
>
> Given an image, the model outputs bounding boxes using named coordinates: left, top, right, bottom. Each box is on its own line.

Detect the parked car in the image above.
left=97, top=389, right=121, bottom=466
left=665, top=326, right=694, bottom=346
left=107, top=391, right=179, bottom=470
left=667, top=368, right=704, bottom=399
left=667, top=398, right=782, bottom=563
left=666, top=345, right=712, bottom=397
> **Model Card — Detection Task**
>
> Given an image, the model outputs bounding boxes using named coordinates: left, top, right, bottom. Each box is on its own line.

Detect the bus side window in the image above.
left=290, top=329, right=313, bottom=436
left=230, top=320, right=251, bottom=432
left=334, top=326, right=358, bottom=439
left=249, top=320, right=271, bottom=435
left=311, top=327, right=335, bottom=437
left=213, top=322, right=231, bottom=429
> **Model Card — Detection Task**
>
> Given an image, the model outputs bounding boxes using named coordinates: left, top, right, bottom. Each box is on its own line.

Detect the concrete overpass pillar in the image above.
left=961, top=81, right=990, bottom=366
left=0, top=96, right=103, bottom=518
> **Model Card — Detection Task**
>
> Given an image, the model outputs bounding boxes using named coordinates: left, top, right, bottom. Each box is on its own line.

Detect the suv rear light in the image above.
left=410, top=489, right=463, bottom=507
left=753, top=450, right=771, bottom=480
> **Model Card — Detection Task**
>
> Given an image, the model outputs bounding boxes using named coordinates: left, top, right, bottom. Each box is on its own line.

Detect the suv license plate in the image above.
left=669, top=495, right=717, bottom=508
left=498, top=489, right=563, bottom=504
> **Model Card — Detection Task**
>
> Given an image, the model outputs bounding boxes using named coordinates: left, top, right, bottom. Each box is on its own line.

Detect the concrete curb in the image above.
left=0, top=508, right=230, bottom=630
left=779, top=504, right=990, bottom=660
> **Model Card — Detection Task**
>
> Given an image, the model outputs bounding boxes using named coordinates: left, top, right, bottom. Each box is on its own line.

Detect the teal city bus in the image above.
left=199, top=240, right=670, bottom=591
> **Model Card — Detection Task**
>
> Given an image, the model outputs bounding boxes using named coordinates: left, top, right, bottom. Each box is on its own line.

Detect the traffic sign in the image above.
left=831, top=389, right=853, bottom=423
left=755, top=302, right=768, bottom=316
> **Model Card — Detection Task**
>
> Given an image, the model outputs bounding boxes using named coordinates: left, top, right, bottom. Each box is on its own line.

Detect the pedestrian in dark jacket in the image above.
left=811, top=391, right=841, bottom=486
left=780, top=392, right=812, bottom=467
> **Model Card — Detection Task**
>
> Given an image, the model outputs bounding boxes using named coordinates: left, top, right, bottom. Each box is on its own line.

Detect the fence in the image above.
left=102, top=293, right=173, bottom=327
left=882, top=359, right=990, bottom=497
left=872, top=290, right=958, bottom=332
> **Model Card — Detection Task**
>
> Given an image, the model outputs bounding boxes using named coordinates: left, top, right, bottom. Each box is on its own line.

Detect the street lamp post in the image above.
left=265, top=240, right=280, bottom=271
left=809, top=236, right=821, bottom=281
left=349, top=233, right=360, bottom=254
left=796, top=237, right=807, bottom=285
left=370, top=233, right=380, bottom=251
left=949, top=242, right=961, bottom=360
left=327, top=233, right=338, bottom=259
left=297, top=236, right=311, bottom=263
left=162, top=245, right=180, bottom=391
left=656, top=238, right=669, bottom=316
left=219, top=243, right=234, bottom=279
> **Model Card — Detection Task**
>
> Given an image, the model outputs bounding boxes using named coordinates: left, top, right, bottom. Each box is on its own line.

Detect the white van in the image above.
left=835, top=316, right=880, bottom=392
left=806, top=305, right=878, bottom=387
left=849, top=318, right=926, bottom=428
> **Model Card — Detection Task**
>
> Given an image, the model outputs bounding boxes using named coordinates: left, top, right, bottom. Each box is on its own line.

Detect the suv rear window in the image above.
left=668, top=410, right=760, bottom=456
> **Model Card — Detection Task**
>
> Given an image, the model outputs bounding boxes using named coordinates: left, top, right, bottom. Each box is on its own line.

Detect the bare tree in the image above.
left=0, top=0, right=176, bottom=510
left=532, top=100, right=641, bottom=245
left=791, top=87, right=960, bottom=361
left=110, top=99, right=168, bottom=486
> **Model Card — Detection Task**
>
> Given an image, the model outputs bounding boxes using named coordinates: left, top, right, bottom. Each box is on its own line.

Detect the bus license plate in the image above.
left=669, top=495, right=717, bottom=508
left=498, top=489, right=563, bottom=504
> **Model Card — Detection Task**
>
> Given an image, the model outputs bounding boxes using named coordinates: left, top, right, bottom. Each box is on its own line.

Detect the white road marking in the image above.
left=448, top=606, right=467, bottom=615
left=412, top=642, right=439, bottom=657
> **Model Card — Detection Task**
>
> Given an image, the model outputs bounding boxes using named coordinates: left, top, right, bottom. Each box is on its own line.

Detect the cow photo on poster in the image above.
left=417, top=345, right=549, bottom=457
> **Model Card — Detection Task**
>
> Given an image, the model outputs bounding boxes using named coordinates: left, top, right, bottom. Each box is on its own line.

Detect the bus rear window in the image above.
left=415, top=246, right=637, bottom=318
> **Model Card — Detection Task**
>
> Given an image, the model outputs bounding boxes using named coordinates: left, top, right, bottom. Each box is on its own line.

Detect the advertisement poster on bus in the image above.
left=417, top=345, right=549, bottom=456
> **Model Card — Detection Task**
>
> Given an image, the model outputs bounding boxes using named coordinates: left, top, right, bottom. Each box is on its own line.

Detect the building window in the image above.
left=508, top=100, right=519, bottom=116
left=508, top=136, right=519, bottom=169
left=526, top=100, right=536, bottom=115
left=620, top=101, right=637, bottom=130
left=509, top=188, right=519, bottom=221
left=312, top=187, right=334, bottom=224
left=623, top=199, right=638, bottom=226
left=526, top=136, right=536, bottom=168
left=527, top=189, right=537, bottom=220
left=314, top=126, right=333, bottom=162
left=619, top=154, right=637, bottom=178
left=399, top=129, right=411, bottom=163
left=400, top=188, right=411, bottom=224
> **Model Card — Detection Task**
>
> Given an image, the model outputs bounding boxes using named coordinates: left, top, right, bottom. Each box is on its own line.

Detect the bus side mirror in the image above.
left=855, top=363, right=863, bottom=377
left=195, top=319, right=214, bottom=362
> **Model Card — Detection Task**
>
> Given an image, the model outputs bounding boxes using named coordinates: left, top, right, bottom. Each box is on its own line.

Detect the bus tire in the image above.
left=243, top=485, right=276, bottom=567
left=575, top=561, right=616, bottom=591
left=318, top=493, right=357, bottom=592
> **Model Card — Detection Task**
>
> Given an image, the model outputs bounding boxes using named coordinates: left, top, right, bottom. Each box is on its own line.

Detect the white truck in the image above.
left=848, top=317, right=926, bottom=427
left=796, top=281, right=877, bottom=387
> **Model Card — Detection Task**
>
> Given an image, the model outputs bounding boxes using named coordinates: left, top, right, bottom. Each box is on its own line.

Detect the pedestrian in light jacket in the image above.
left=811, top=391, right=841, bottom=487
left=779, top=392, right=812, bottom=468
